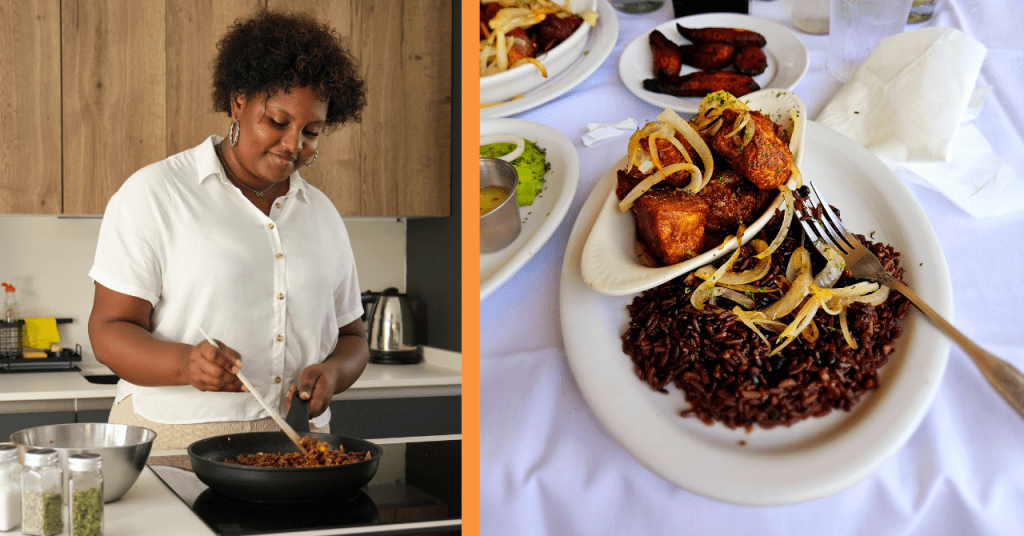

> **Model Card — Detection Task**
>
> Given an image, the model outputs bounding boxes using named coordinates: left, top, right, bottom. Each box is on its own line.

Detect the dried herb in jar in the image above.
left=22, top=490, right=63, bottom=536
left=71, top=487, right=103, bottom=536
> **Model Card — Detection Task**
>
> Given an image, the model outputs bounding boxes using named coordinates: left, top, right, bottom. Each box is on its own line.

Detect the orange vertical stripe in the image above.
left=461, top=0, right=481, bottom=534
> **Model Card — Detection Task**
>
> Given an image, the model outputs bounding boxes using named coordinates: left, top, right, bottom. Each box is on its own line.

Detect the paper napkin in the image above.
left=581, top=118, right=637, bottom=146
left=816, top=27, right=1024, bottom=218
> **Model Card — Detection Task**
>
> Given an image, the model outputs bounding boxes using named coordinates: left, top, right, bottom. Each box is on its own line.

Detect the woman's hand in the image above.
left=287, top=362, right=339, bottom=418
left=183, top=339, right=244, bottom=392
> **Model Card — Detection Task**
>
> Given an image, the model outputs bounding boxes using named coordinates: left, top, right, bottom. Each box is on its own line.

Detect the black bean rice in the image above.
left=621, top=201, right=911, bottom=430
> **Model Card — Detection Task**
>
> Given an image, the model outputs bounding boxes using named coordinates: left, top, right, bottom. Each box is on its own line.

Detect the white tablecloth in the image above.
left=479, top=0, right=1024, bottom=534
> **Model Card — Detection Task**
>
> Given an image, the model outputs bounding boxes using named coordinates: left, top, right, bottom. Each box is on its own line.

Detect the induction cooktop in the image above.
left=150, top=439, right=461, bottom=536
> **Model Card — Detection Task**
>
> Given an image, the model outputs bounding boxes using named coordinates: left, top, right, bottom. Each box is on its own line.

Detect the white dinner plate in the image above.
left=481, top=119, right=580, bottom=301
left=480, top=0, right=619, bottom=119
left=560, top=121, right=953, bottom=505
left=619, top=13, right=810, bottom=115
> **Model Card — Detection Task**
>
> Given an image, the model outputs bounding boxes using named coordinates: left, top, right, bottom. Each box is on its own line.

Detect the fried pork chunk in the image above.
left=704, top=109, right=792, bottom=190
left=631, top=188, right=708, bottom=266
left=533, top=12, right=582, bottom=52
left=695, top=169, right=775, bottom=233
left=504, top=27, right=539, bottom=66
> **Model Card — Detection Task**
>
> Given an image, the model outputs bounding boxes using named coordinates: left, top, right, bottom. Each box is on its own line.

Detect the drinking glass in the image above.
left=908, top=0, right=936, bottom=23
left=792, top=0, right=830, bottom=34
left=611, top=0, right=664, bottom=14
left=827, top=0, right=914, bottom=82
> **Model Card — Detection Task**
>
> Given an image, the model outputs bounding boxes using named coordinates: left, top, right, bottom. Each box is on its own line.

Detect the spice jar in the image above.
left=68, top=454, right=103, bottom=536
left=21, top=448, right=63, bottom=536
left=0, top=444, right=22, bottom=532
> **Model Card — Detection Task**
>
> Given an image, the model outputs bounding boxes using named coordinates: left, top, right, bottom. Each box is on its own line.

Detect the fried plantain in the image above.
left=732, top=45, right=767, bottom=76
left=642, top=71, right=760, bottom=98
left=678, top=43, right=735, bottom=71
left=676, top=25, right=767, bottom=48
left=649, top=29, right=683, bottom=78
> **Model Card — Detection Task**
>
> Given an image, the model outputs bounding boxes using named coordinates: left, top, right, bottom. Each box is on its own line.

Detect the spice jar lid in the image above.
left=68, top=453, right=102, bottom=472
left=0, top=444, right=17, bottom=463
left=23, top=447, right=58, bottom=467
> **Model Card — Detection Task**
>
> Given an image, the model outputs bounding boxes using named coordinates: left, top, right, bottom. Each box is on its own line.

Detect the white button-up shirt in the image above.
left=90, top=136, right=362, bottom=427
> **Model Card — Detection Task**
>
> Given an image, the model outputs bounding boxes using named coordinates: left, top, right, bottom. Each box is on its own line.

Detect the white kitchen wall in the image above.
left=0, top=215, right=406, bottom=371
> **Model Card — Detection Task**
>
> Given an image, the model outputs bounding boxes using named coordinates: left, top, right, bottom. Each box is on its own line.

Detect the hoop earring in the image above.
left=229, top=119, right=240, bottom=147
left=305, top=150, right=318, bottom=167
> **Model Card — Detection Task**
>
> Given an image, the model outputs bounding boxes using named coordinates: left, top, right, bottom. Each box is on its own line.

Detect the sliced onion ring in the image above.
left=761, top=246, right=812, bottom=320
left=480, top=134, right=526, bottom=162
left=695, top=239, right=770, bottom=285
left=756, top=186, right=794, bottom=260
left=657, top=109, right=714, bottom=193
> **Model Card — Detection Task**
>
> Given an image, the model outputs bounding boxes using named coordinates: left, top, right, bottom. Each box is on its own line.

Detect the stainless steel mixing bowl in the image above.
left=10, top=423, right=156, bottom=502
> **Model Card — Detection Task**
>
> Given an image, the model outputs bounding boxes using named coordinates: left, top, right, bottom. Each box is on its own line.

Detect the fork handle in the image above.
left=885, top=276, right=1024, bottom=419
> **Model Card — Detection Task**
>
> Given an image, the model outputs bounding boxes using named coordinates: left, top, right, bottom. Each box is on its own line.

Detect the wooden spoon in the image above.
left=197, top=326, right=307, bottom=454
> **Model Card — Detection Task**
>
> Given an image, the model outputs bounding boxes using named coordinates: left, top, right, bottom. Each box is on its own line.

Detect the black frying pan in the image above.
left=187, top=397, right=383, bottom=503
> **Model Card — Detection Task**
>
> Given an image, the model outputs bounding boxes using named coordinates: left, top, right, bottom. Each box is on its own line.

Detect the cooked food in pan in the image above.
left=226, top=436, right=370, bottom=468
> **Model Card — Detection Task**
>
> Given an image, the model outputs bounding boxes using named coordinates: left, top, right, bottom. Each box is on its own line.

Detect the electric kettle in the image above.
left=361, top=288, right=422, bottom=364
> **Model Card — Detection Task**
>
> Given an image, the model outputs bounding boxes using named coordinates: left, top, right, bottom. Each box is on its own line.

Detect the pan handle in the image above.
left=285, top=395, right=312, bottom=433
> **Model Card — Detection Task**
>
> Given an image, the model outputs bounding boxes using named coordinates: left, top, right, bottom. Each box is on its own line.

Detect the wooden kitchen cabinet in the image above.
left=0, top=1, right=62, bottom=214
left=4, top=0, right=452, bottom=217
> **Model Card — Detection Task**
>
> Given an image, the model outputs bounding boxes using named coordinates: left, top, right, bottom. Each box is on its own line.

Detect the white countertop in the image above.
left=0, top=346, right=461, bottom=404
left=6, top=465, right=462, bottom=536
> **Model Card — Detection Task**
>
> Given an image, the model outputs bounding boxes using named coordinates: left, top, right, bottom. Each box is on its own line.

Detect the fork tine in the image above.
left=794, top=185, right=844, bottom=254
left=807, top=183, right=859, bottom=254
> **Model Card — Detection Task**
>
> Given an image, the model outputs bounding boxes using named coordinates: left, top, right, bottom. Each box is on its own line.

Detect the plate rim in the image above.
left=480, top=0, right=620, bottom=119
left=618, top=13, right=811, bottom=115
left=559, top=121, right=953, bottom=505
left=481, top=118, right=581, bottom=300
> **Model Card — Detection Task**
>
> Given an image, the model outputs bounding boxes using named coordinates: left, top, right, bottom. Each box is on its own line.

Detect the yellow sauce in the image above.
left=480, top=185, right=512, bottom=216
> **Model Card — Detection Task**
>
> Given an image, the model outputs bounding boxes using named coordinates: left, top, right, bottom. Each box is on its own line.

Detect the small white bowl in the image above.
left=479, top=0, right=597, bottom=105
left=580, top=89, right=807, bottom=296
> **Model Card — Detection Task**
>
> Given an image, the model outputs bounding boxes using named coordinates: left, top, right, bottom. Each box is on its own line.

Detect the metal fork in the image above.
left=796, top=182, right=1024, bottom=419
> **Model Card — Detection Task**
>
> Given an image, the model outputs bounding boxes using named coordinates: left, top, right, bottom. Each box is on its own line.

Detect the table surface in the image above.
left=479, top=0, right=1024, bottom=534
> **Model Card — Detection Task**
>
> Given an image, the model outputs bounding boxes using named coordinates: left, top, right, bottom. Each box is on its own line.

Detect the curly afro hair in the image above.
left=211, top=9, right=366, bottom=131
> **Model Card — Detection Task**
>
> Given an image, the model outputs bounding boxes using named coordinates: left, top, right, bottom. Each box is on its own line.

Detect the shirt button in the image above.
left=275, top=253, right=283, bottom=260
left=277, top=293, right=284, bottom=300
left=274, top=376, right=282, bottom=384
left=275, top=203, right=282, bottom=209
left=277, top=334, right=284, bottom=342
left=268, top=223, right=275, bottom=230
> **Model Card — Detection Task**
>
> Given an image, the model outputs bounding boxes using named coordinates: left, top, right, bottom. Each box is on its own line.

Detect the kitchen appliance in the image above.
left=361, top=288, right=423, bottom=364
left=154, top=436, right=461, bottom=536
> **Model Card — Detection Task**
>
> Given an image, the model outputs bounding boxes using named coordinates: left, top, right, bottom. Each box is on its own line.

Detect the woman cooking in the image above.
left=87, top=9, right=368, bottom=450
